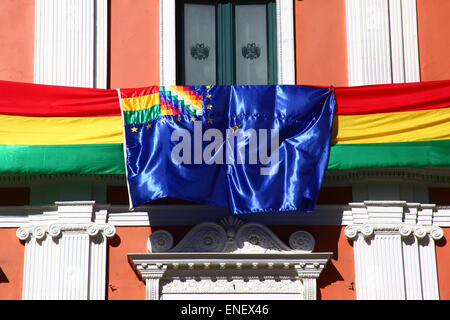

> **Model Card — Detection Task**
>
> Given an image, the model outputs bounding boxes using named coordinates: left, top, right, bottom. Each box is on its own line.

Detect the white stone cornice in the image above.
left=3, top=203, right=450, bottom=227
left=129, top=252, right=331, bottom=279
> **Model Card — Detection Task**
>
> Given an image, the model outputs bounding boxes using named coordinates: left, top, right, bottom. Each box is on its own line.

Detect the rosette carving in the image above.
left=148, top=230, right=174, bottom=253
left=413, top=227, right=427, bottom=239
left=344, top=225, right=358, bottom=240
left=399, top=225, right=412, bottom=238
left=360, top=224, right=374, bottom=238
left=103, top=225, right=116, bottom=238
left=430, top=227, right=444, bottom=240
left=86, top=224, right=100, bottom=236
left=48, top=224, right=62, bottom=238
left=16, top=227, right=31, bottom=241
left=289, top=231, right=315, bottom=252
left=33, top=226, right=46, bottom=240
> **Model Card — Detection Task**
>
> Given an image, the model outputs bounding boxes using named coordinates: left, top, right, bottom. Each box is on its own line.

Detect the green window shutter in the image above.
left=267, top=1, right=278, bottom=85
left=217, top=2, right=235, bottom=85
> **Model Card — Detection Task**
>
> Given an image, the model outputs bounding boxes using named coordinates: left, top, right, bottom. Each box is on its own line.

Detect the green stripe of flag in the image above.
left=0, top=144, right=125, bottom=174
left=328, top=139, right=450, bottom=170
left=123, top=105, right=161, bottom=124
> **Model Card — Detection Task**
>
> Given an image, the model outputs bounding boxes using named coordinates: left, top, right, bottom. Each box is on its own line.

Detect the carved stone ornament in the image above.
left=344, top=223, right=444, bottom=241
left=16, top=223, right=116, bottom=241
left=147, top=217, right=315, bottom=253
left=131, top=218, right=332, bottom=300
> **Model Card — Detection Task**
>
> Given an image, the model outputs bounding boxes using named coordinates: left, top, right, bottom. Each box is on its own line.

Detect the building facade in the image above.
left=1, top=0, right=450, bottom=300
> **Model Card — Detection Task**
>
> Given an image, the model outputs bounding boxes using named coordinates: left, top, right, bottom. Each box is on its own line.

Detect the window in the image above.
left=176, top=0, right=277, bottom=85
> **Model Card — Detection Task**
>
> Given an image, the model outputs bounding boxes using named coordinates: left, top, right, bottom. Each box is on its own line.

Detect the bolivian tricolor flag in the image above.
left=329, top=80, right=450, bottom=169
left=0, top=80, right=125, bottom=174
left=0, top=79, right=450, bottom=175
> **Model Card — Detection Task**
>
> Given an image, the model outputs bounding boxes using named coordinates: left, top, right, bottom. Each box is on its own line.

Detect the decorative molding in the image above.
left=324, top=167, right=450, bottom=185
left=18, top=202, right=115, bottom=300
left=129, top=219, right=331, bottom=300
left=345, top=201, right=443, bottom=300
left=3, top=202, right=450, bottom=228
left=16, top=223, right=116, bottom=241
left=147, top=218, right=315, bottom=253
left=129, top=252, right=331, bottom=300
left=345, top=224, right=444, bottom=241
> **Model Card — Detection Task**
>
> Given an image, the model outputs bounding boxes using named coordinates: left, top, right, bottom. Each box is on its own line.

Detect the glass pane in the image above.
left=235, top=5, right=268, bottom=85
left=184, top=4, right=216, bottom=85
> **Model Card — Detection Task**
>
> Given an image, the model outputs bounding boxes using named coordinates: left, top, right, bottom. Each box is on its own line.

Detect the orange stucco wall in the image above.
left=271, top=225, right=355, bottom=300
left=106, top=225, right=192, bottom=300
left=417, top=0, right=450, bottom=82
left=107, top=226, right=149, bottom=299
left=294, top=0, right=348, bottom=87
left=109, top=0, right=160, bottom=89
left=0, top=0, right=34, bottom=83
left=0, top=229, right=24, bottom=300
left=434, top=228, right=450, bottom=299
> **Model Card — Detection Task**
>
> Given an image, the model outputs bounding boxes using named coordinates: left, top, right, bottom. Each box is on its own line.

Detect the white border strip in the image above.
left=160, top=0, right=176, bottom=85
left=116, top=88, right=134, bottom=210
left=276, top=0, right=296, bottom=85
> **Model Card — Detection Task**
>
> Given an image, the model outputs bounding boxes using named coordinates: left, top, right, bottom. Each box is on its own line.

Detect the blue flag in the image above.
left=120, top=85, right=335, bottom=214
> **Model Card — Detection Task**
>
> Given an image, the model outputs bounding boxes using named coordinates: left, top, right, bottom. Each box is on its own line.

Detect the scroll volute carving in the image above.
left=148, top=218, right=315, bottom=253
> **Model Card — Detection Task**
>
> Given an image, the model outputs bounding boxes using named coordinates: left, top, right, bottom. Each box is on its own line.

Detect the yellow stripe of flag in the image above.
left=121, top=93, right=160, bottom=112
left=0, top=114, right=123, bottom=145
left=333, top=107, right=450, bottom=144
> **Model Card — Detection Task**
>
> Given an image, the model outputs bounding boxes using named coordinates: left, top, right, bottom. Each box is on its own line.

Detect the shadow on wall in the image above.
left=0, top=267, right=9, bottom=283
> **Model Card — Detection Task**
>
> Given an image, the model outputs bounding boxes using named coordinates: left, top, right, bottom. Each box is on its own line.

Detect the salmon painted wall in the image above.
left=107, top=226, right=149, bottom=299
left=0, top=229, right=24, bottom=300
left=107, top=225, right=355, bottom=300
left=417, top=0, right=450, bottom=82
left=294, top=0, right=348, bottom=87
left=271, top=225, right=355, bottom=300
left=109, top=0, right=160, bottom=89
left=434, top=227, right=450, bottom=299
left=0, top=0, right=34, bottom=83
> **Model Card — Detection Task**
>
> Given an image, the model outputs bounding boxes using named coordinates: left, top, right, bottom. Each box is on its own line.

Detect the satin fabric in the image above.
left=124, top=85, right=335, bottom=214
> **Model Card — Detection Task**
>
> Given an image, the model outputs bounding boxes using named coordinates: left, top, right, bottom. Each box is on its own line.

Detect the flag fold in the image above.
left=120, top=85, right=335, bottom=214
